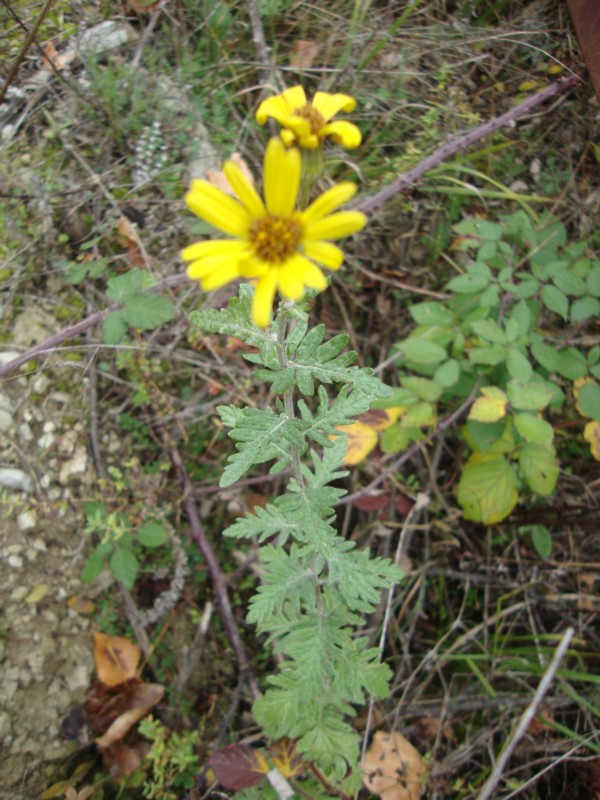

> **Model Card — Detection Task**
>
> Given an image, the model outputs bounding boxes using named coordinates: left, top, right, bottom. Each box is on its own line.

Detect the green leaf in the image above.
left=457, top=454, right=519, bottom=524
left=137, top=520, right=169, bottom=548
left=409, top=302, right=453, bottom=326
left=122, top=294, right=175, bottom=329
left=400, top=376, right=443, bottom=401
left=553, top=270, right=587, bottom=296
left=106, top=269, right=144, bottom=303
left=434, top=359, right=460, bottom=387
left=570, top=296, right=600, bottom=323
left=519, top=443, right=559, bottom=496
left=81, top=555, right=105, bottom=583
left=446, top=273, right=490, bottom=293
left=469, top=344, right=506, bottom=365
left=469, top=387, right=508, bottom=423
left=189, top=284, right=274, bottom=351
left=464, top=419, right=507, bottom=453
left=540, top=285, right=568, bottom=320
left=109, top=547, right=139, bottom=589
left=506, top=348, right=532, bottom=381
left=470, top=319, right=506, bottom=344
left=506, top=379, right=555, bottom=411
left=402, top=401, right=435, bottom=427
left=103, top=311, right=128, bottom=345
left=530, top=524, right=552, bottom=559
left=578, top=382, right=600, bottom=422
left=514, top=278, right=540, bottom=299
left=531, top=342, right=587, bottom=380
left=454, top=218, right=503, bottom=241
left=514, top=412, right=554, bottom=446
left=509, top=299, right=532, bottom=335
left=380, top=423, right=422, bottom=453
left=393, top=337, right=447, bottom=364
left=587, top=263, right=600, bottom=295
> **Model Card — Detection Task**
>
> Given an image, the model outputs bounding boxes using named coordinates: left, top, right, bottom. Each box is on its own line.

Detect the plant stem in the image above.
left=276, top=305, right=304, bottom=488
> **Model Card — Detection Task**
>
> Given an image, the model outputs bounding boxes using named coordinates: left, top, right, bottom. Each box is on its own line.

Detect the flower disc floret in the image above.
left=256, top=85, right=362, bottom=150
left=182, top=137, right=366, bottom=327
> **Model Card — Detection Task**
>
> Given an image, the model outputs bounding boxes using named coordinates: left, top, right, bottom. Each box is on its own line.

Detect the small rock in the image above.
left=77, top=20, right=138, bottom=57
left=0, top=409, right=13, bottom=431
left=0, top=351, right=20, bottom=365
left=0, top=391, right=12, bottom=410
left=65, top=664, right=91, bottom=693
left=0, top=468, right=34, bottom=493
left=37, top=432, right=55, bottom=449
left=17, top=510, right=37, bottom=531
left=43, top=421, right=56, bottom=434
left=32, top=375, right=50, bottom=394
left=9, top=586, right=28, bottom=602
left=30, top=538, right=47, bottom=553
left=18, top=423, right=33, bottom=442
left=7, top=554, right=23, bottom=569
left=59, top=447, right=87, bottom=484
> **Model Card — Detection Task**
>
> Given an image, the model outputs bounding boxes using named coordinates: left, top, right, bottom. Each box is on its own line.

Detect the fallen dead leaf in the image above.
left=289, top=39, right=319, bottom=70
left=95, top=682, right=165, bottom=747
left=93, top=630, right=141, bottom=686
left=362, top=731, right=428, bottom=800
left=206, top=153, right=254, bottom=197
left=41, top=41, right=77, bottom=71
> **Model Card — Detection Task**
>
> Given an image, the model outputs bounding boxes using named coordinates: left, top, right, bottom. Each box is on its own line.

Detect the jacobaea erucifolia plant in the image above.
left=182, top=85, right=401, bottom=789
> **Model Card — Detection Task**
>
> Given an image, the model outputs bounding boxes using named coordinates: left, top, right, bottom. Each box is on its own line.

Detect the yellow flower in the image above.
left=256, top=85, right=362, bottom=150
left=182, top=138, right=366, bottom=327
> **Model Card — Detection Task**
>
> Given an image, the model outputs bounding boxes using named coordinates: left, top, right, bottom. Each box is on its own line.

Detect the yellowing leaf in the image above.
left=457, top=453, right=518, bottom=524
left=25, top=583, right=49, bottom=604
left=337, top=421, right=378, bottom=465
left=574, top=377, right=598, bottom=416
left=584, top=420, right=600, bottom=460
left=469, top=386, right=508, bottom=423
left=362, top=731, right=428, bottom=800
left=93, top=631, right=141, bottom=687
left=271, top=738, right=306, bottom=778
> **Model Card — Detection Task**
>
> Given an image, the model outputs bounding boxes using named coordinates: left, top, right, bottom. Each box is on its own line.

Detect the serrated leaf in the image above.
left=103, top=311, right=128, bottom=344
left=540, top=285, right=568, bottom=320
left=470, top=319, right=506, bottom=344
left=434, top=359, right=460, bottom=387
left=457, top=454, right=518, bottom=524
left=81, top=555, right=105, bottom=583
left=106, top=269, right=144, bottom=303
left=402, top=401, right=435, bottom=427
left=570, top=296, right=600, bottom=323
left=137, top=520, right=169, bottom=548
left=409, top=302, right=453, bottom=326
left=468, top=344, right=506, bottom=365
left=469, top=387, right=508, bottom=423
left=577, top=382, right=600, bottom=422
left=463, top=419, right=507, bottom=453
left=109, top=547, right=139, bottom=589
left=531, top=342, right=587, bottom=380
left=552, top=270, right=587, bottom=296
left=506, top=348, right=533, bottom=381
left=400, top=376, right=443, bottom=401
left=122, top=294, right=175, bottom=329
left=519, top=443, right=559, bottom=495
left=509, top=299, right=532, bottom=335
left=506, top=379, right=555, bottom=411
left=394, top=338, right=447, bottom=364
left=514, top=412, right=554, bottom=446
left=446, top=273, right=490, bottom=293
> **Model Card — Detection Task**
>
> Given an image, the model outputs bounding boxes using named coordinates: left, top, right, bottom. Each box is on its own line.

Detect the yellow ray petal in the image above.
left=200, top=261, right=242, bottom=290
left=253, top=270, right=278, bottom=327
left=305, top=210, right=366, bottom=241
left=312, top=91, right=356, bottom=120
left=263, top=138, right=300, bottom=217
left=281, top=85, right=307, bottom=109
left=294, top=257, right=327, bottom=290
left=187, top=252, right=243, bottom=280
left=181, top=239, right=250, bottom=262
left=302, top=240, right=344, bottom=270
left=320, top=120, right=362, bottom=149
left=185, top=182, right=251, bottom=237
left=224, top=161, right=265, bottom=218
left=278, top=260, right=306, bottom=300
left=302, top=183, right=357, bottom=225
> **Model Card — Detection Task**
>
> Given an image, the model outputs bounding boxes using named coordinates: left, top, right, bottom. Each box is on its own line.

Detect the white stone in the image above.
left=0, top=409, right=13, bottom=431
left=9, top=586, right=28, bottom=601
left=7, top=554, right=23, bottom=569
left=59, top=448, right=87, bottom=484
left=37, top=432, right=55, bottom=449
left=17, top=511, right=37, bottom=531
left=32, top=375, right=50, bottom=394
left=0, top=468, right=33, bottom=493
left=0, top=351, right=19, bottom=365
left=65, top=664, right=91, bottom=692
left=18, top=423, right=33, bottom=442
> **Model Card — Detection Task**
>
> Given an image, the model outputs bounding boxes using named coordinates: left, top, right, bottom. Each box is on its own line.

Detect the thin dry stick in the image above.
left=356, top=73, right=581, bottom=214
left=0, top=0, right=57, bottom=104
left=168, top=441, right=261, bottom=700
left=475, top=627, right=575, bottom=800
left=0, top=274, right=188, bottom=379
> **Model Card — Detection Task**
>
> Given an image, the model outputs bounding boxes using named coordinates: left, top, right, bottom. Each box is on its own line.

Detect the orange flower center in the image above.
left=248, top=214, right=303, bottom=264
left=294, top=103, right=326, bottom=135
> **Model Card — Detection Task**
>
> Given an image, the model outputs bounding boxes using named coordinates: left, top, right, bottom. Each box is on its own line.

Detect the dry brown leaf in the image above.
left=41, top=41, right=77, bottom=71
left=93, top=630, right=141, bottom=686
left=206, top=153, right=254, bottom=197
left=95, top=683, right=164, bottom=747
left=67, top=595, right=96, bottom=615
left=362, top=731, right=428, bottom=800
left=289, top=40, right=319, bottom=70
left=116, top=216, right=146, bottom=268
